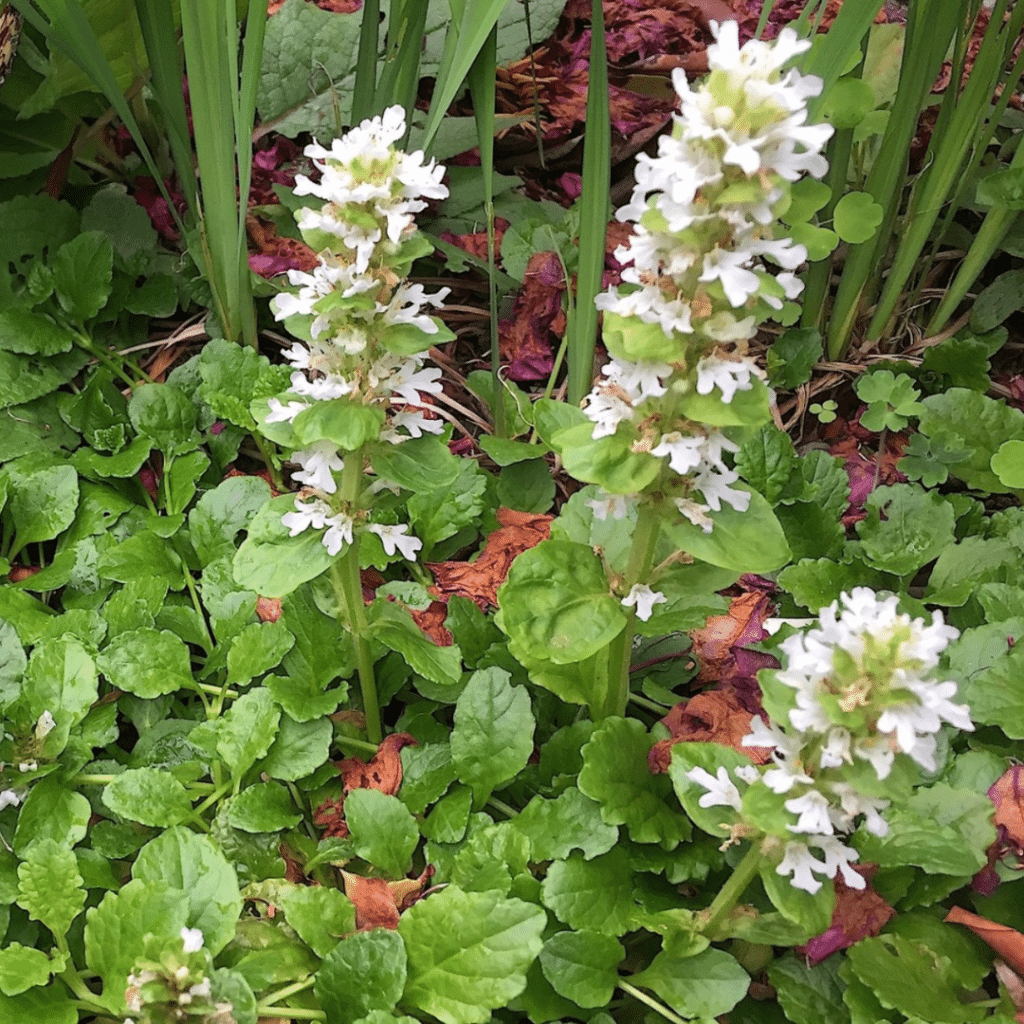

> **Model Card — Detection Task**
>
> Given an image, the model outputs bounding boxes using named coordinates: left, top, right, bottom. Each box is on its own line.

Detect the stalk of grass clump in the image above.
left=566, top=0, right=610, bottom=406
left=10, top=0, right=185, bottom=232
left=865, top=0, right=1024, bottom=343
left=420, top=0, right=507, bottom=153
left=179, top=0, right=263, bottom=350
left=375, top=0, right=430, bottom=136
left=351, top=0, right=381, bottom=123
left=823, top=0, right=962, bottom=359
left=467, top=22, right=505, bottom=436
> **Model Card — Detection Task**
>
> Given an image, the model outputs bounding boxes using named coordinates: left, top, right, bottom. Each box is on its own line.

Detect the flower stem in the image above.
left=257, top=976, right=317, bottom=1011
left=331, top=449, right=381, bottom=745
left=619, top=981, right=688, bottom=1024
left=698, top=838, right=765, bottom=938
left=602, top=501, right=661, bottom=720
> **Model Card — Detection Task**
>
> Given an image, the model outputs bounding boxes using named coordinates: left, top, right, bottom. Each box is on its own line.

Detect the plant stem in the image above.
left=486, top=797, right=517, bottom=818
left=334, top=735, right=382, bottom=757
left=331, top=449, right=381, bottom=744
left=256, top=1011, right=325, bottom=1020
left=618, top=982, right=689, bottom=1024
left=698, top=838, right=765, bottom=938
left=257, top=976, right=316, bottom=1011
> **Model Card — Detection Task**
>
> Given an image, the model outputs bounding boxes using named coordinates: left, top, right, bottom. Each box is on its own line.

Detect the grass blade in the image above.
left=351, top=0, right=381, bottom=123
left=567, top=0, right=610, bottom=406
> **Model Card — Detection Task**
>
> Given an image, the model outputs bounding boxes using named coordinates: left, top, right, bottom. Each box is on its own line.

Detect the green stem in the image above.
left=252, top=431, right=285, bottom=492
left=618, top=982, right=689, bottom=1024
left=486, top=797, right=517, bottom=818
left=331, top=449, right=381, bottom=744
left=256, top=1010, right=325, bottom=1021
left=334, top=735, right=382, bottom=757
left=627, top=691, right=667, bottom=715
left=698, top=838, right=765, bottom=938
left=257, top=977, right=317, bottom=1011
left=191, top=778, right=234, bottom=819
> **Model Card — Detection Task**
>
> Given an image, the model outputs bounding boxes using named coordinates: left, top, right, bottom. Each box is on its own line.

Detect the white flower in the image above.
left=699, top=246, right=761, bottom=307
left=813, top=835, right=865, bottom=889
left=588, top=490, right=631, bottom=521
left=367, top=523, right=422, bottom=560
left=322, top=512, right=355, bottom=556
left=595, top=284, right=694, bottom=337
left=265, top=397, right=309, bottom=424
left=291, top=440, right=344, bottom=494
left=651, top=431, right=705, bottom=474
left=18, top=762, right=36, bottom=773
left=674, top=497, right=714, bottom=533
left=685, top=766, right=743, bottom=811
left=784, top=789, right=834, bottom=835
left=0, top=789, right=22, bottom=811
left=621, top=584, right=667, bottom=622
left=180, top=927, right=204, bottom=953
left=695, top=354, right=759, bottom=403
left=776, top=841, right=828, bottom=893
left=819, top=727, right=852, bottom=769
left=35, top=710, right=56, bottom=739
left=282, top=496, right=332, bottom=537
left=603, top=355, right=672, bottom=401
left=382, top=359, right=443, bottom=405
left=387, top=409, right=445, bottom=440
left=582, top=387, right=635, bottom=439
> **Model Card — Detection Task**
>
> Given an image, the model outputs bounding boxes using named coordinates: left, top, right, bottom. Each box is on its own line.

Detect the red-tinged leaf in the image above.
left=410, top=600, right=454, bottom=647
left=798, top=867, right=894, bottom=964
left=428, top=507, right=553, bottom=608
left=648, top=690, right=772, bottom=774
left=945, top=906, right=1024, bottom=978
left=341, top=865, right=434, bottom=931
left=438, top=218, right=510, bottom=263
left=499, top=251, right=566, bottom=382
left=256, top=596, right=283, bottom=623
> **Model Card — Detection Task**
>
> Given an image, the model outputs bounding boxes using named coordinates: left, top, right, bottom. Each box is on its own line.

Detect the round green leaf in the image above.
left=820, top=77, right=876, bottom=129
left=496, top=540, right=626, bottom=664
left=539, top=931, right=623, bottom=1007
left=226, top=782, right=302, bottom=833
left=631, top=947, right=750, bottom=1020
left=102, top=767, right=192, bottom=827
left=787, top=221, right=839, bottom=261
left=833, top=191, right=884, bottom=244
left=315, top=930, right=407, bottom=1024
left=97, top=628, right=194, bottom=699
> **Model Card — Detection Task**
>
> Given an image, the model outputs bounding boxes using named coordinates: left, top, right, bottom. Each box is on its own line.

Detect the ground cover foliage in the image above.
left=1, top=1, right=1024, bottom=1023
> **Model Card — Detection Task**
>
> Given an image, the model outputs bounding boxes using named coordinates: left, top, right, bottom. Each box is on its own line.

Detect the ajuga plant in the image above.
left=235, top=105, right=457, bottom=743
left=498, top=22, right=833, bottom=721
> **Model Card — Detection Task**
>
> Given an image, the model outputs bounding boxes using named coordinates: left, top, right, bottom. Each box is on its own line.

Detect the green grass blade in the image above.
left=567, top=0, right=610, bottom=406
left=11, top=0, right=185, bottom=233
left=420, top=0, right=507, bottom=153
left=374, top=0, right=429, bottom=131
left=133, top=0, right=198, bottom=221
left=351, top=0, right=381, bottom=123
left=823, top=0, right=961, bottom=359
left=866, top=0, right=1024, bottom=341
left=467, top=23, right=504, bottom=436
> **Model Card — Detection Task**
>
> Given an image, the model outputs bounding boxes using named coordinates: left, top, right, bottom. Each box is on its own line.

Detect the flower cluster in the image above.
left=264, top=106, right=452, bottom=560
left=124, top=929, right=232, bottom=1023
left=580, top=21, right=832, bottom=551
left=686, top=588, right=973, bottom=893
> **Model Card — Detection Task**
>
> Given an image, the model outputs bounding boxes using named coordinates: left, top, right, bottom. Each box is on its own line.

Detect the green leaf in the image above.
left=779, top=558, right=888, bottom=613
left=450, top=667, right=534, bottom=805
left=0, top=349, right=88, bottom=411
left=855, top=783, right=994, bottom=876
left=128, top=383, right=200, bottom=458
left=766, top=327, right=822, bottom=390
left=279, top=884, right=356, bottom=959
left=190, top=474, right=273, bottom=564
left=198, top=339, right=285, bottom=430
left=0, top=983, right=77, bottom=1024
left=845, top=933, right=987, bottom=1023
left=787, top=221, right=839, bottom=260
left=855, top=485, right=956, bottom=577
left=293, top=398, right=384, bottom=450
left=16, top=839, right=86, bottom=941
left=496, top=540, right=626, bottom=664
left=98, top=529, right=185, bottom=588
left=13, top=777, right=90, bottom=856
left=226, top=620, right=294, bottom=685
left=678, top=377, right=772, bottom=427
left=259, top=713, right=332, bottom=781
left=0, top=308, right=73, bottom=356
left=496, top=459, right=556, bottom=512
left=971, top=269, right=1024, bottom=333
left=0, top=943, right=53, bottom=996
left=133, top=826, right=242, bottom=957
left=345, top=789, right=420, bottom=879
left=541, top=848, right=636, bottom=936
left=660, top=487, right=791, bottom=573
left=216, top=688, right=281, bottom=779
left=991, top=439, right=1024, bottom=490
left=400, top=885, right=546, bottom=1024
left=737, top=427, right=798, bottom=504
left=769, top=952, right=850, bottom=1024
left=102, top=767, right=193, bottom=827
left=919, top=388, right=1024, bottom=493
left=50, top=231, right=113, bottom=323
left=832, top=191, right=884, bottom=244
left=227, top=782, right=302, bottom=833
left=513, top=787, right=619, bottom=861
left=371, top=433, right=462, bottom=491
left=5, top=460, right=78, bottom=549
left=554, top=422, right=661, bottom=494
left=819, top=76, right=875, bottom=129
left=367, top=599, right=463, bottom=686
left=84, top=880, right=188, bottom=1014
left=632, top=947, right=750, bottom=1020
left=315, top=930, right=406, bottom=1023
left=578, top=717, right=690, bottom=848
left=97, top=628, right=194, bottom=699
left=280, top=584, right=356, bottom=690
left=266, top=675, right=347, bottom=723
left=399, top=743, right=458, bottom=815
left=667, top=743, right=753, bottom=840
left=449, top=821, right=531, bottom=895
left=233, top=493, right=337, bottom=597
left=539, top=931, right=623, bottom=1008
left=966, top=642, right=1024, bottom=737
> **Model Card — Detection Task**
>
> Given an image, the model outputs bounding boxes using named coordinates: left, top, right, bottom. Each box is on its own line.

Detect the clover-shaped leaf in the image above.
left=899, top=433, right=971, bottom=487
left=833, top=191, right=884, bottom=244
left=991, top=439, right=1024, bottom=490
left=855, top=371, right=924, bottom=432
